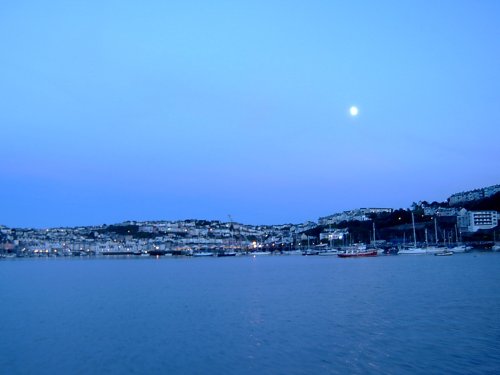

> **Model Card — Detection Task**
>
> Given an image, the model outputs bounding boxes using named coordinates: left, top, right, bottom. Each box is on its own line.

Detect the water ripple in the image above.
left=1, top=254, right=500, bottom=374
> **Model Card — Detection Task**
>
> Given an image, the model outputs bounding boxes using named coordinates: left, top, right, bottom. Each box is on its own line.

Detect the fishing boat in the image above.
left=337, top=247, right=377, bottom=258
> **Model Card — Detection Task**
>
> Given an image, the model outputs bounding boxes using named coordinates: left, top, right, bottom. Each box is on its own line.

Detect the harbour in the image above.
left=1, top=253, right=500, bottom=374
left=2, top=0, right=499, bottom=373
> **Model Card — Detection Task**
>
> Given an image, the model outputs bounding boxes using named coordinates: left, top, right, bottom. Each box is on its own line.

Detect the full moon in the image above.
left=349, top=106, right=359, bottom=116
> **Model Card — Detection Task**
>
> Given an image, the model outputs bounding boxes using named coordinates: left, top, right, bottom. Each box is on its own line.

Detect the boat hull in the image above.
left=435, top=251, right=454, bottom=256
left=337, top=250, right=377, bottom=258
left=193, top=252, right=214, bottom=257
left=398, top=248, right=428, bottom=255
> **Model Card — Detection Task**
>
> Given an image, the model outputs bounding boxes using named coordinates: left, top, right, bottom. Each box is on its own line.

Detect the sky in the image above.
left=1, top=1, right=499, bottom=228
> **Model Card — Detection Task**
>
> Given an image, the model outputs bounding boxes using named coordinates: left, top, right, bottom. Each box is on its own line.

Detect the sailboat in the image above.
left=398, top=212, right=427, bottom=254
left=492, top=231, right=500, bottom=251
left=422, top=227, right=441, bottom=254
left=193, top=250, right=214, bottom=257
left=448, top=225, right=471, bottom=253
left=371, top=222, right=385, bottom=255
left=435, top=250, right=454, bottom=256
left=302, top=236, right=319, bottom=256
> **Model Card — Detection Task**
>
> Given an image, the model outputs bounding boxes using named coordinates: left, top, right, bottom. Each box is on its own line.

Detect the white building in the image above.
left=319, top=229, right=347, bottom=241
left=457, top=209, right=498, bottom=233
left=436, top=207, right=460, bottom=217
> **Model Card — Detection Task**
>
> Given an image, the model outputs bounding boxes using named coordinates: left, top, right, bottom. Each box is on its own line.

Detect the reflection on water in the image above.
left=1, top=253, right=500, bottom=374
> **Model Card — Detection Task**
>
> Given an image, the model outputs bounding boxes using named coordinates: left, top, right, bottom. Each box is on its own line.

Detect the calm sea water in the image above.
left=1, top=253, right=500, bottom=375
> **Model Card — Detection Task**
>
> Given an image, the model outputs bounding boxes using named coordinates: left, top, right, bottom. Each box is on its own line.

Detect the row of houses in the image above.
left=2, top=183, right=499, bottom=254
left=448, top=184, right=500, bottom=206
left=318, top=208, right=393, bottom=226
left=0, top=219, right=322, bottom=254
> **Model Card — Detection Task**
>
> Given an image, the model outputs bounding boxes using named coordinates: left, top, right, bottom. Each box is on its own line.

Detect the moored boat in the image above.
left=337, top=248, right=377, bottom=258
left=383, top=247, right=399, bottom=255
left=149, top=250, right=169, bottom=256
left=251, top=251, right=272, bottom=256
left=422, top=246, right=442, bottom=255
left=398, top=212, right=428, bottom=255
left=397, top=247, right=427, bottom=255
left=193, top=251, right=214, bottom=257
left=434, top=250, right=454, bottom=256
left=318, top=249, right=338, bottom=256
left=302, top=249, right=319, bottom=256
left=449, top=244, right=472, bottom=253
left=216, top=251, right=237, bottom=257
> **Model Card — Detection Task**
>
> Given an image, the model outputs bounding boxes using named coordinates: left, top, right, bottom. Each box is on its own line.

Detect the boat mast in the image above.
left=329, top=223, right=333, bottom=249
left=434, top=217, right=438, bottom=245
left=411, top=211, right=417, bottom=248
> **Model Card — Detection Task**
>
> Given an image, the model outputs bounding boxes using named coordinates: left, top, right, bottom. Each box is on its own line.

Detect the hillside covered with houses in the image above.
left=1, top=184, right=499, bottom=256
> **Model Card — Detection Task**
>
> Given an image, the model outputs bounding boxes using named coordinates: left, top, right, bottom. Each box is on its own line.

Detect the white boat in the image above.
left=193, top=252, right=214, bottom=257
left=435, top=250, right=454, bottom=256
left=422, top=246, right=442, bottom=254
left=283, top=249, right=302, bottom=255
left=448, top=244, right=471, bottom=253
left=216, top=251, right=237, bottom=257
left=399, top=213, right=427, bottom=254
left=251, top=251, right=272, bottom=256
left=421, top=225, right=442, bottom=254
left=398, top=247, right=428, bottom=255
left=302, top=249, right=320, bottom=256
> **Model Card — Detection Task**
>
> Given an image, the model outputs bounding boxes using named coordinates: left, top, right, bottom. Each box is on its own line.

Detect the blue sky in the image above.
left=1, top=1, right=499, bottom=227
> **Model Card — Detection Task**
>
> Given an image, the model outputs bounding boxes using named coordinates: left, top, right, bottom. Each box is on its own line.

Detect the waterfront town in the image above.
left=1, top=184, right=499, bottom=258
